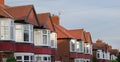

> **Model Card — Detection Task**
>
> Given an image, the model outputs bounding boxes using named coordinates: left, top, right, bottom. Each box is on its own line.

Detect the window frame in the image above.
left=15, top=23, right=33, bottom=43
left=0, top=18, right=14, bottom=40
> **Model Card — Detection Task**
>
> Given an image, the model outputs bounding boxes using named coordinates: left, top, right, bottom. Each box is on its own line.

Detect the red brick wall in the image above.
left=15, top=43, right=34, bottom=53
left=57, top=38, right=70, bottom=62
left=0, top=41, right=15, bottom=51
left=34, top=46, right=51, bottom=54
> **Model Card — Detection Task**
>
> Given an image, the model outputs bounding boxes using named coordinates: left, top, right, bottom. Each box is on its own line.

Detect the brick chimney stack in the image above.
left=52, top=15, right=60, bottom=25
left=0, top=0, right=4, bottom=4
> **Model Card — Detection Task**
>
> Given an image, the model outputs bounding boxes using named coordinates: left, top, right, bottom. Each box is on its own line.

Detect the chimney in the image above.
left=52, top=15, right=60, bottom=25
left=0, top=0, right=4, bottom=5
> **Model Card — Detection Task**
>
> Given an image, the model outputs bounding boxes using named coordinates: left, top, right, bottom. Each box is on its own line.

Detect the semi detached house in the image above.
left=0, top=0, right=119, bottom=62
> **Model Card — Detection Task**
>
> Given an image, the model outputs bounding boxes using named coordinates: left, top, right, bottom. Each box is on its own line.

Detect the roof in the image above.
left=37, top=13, right=56, bottom=32
left=85, top=32, right=92, bottom=44
left=93, top=39, right=108, bottom=51
left=68, top=29, right=86, bottom=41
left=110, top=49, right=119, bottom=55
left=54, top=24, right=74, bottom=39
left=0, top=0, right=4, bottom=5
left=0, top=5, right=39, bottom=26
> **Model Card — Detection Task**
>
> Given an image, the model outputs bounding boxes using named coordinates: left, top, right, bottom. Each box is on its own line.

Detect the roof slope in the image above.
left=0, top=5, right=39, bottom=26
left=54, top=24, right=74, bottom=39
left=85, top=32, right=92, bottom=44
left=37, top=13, right=55, bottom=32
left=68, top=29, right=86, bottom=41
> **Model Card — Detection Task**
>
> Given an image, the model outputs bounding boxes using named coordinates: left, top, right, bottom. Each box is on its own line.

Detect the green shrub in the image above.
left=6, top=56, right=16, bottom=62
left=110, top=60, right=118, bottom=62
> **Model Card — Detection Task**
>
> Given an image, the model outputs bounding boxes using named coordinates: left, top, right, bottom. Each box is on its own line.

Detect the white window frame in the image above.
left=70, top=39, right=77, bottom=52
left=76, top=41, right=84, bottom=53
left=50, top=32, right=57, bottom=48
left=34, top=29, right=50, bottom=46
left=14, top=53, right=34, bottom=62
left=15, top=23, right=33, bottom=43
left=0, top=18, right=14, bottom=40
left=75, top=58, right=84, bottom=62
left=35, top=54, right=51, bottom=62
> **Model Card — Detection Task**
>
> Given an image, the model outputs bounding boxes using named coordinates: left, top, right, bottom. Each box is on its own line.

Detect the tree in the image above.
left=92, top=57, right=97, bottom=62
left=6, top=56, right=16, bottom=62
left=116, top=53, right=120, bottom=62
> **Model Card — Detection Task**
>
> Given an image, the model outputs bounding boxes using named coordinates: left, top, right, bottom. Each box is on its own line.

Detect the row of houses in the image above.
left=0, top=1, right=119, bottom=62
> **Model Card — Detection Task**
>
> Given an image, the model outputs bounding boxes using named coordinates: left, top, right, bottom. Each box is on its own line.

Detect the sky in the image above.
left=5, top=0, right=120, bottom=50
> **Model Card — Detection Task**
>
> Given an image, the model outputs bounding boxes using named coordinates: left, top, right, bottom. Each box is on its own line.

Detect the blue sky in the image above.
left=5, top=0, right=120, bottom=50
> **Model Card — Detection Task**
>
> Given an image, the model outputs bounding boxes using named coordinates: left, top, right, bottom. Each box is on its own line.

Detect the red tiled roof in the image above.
left=54, top=24, right=74, bottom=39
left=110, top=49, right=119, bottom=55
left=68, top=29, right=86, bottom=41
left=85, top=32, right=92, bottom=44
left=0, top=0, right=4, bottom=5
left=37, top=13, right=55, bottom=32
left=52, top=15, right=59, bottom=25
left=93, top=40, right=108, bottom=51
left=0, top=4, right=11, bottom=17
left=0, top=5, right=39, bottom=26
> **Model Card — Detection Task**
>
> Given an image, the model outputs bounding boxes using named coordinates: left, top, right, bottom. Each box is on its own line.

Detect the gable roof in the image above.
left=54, top=24, right=74, bottom=39
left=37, top=13, right=56, bottom=32
left=68, top=29, right=86, bottom=41
left=85, top=32, right=92, bottom=44
left=0, top=5, right=39, bottom=26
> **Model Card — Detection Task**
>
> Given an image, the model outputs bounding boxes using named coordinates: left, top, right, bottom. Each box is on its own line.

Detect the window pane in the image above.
left=43, top=30, right=47, bottom=34
left=43, top=57, right=47, bottom=61
left=43, top=35, right=47, bottom=45
left=51, top=40, right=54, bottom=46
left=24, top=30, right=29, bottom=41
left=16, top=56, right=22, bottom=60
left=24, top=56, right=29, bottom=60
left=24, top=25, right=29, bottom=41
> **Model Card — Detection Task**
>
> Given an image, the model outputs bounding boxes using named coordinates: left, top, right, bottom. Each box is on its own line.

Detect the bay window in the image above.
left=15, top=23, right=33, bottom=43
left=34, top=29, right=50, bottom=46
left=0, top=18, right=14, bottom=40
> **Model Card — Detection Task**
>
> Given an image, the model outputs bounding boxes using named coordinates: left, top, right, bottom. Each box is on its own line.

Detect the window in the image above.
left=35, top=55, right=51, bottom=62
left=0, top=19, right=14, bottom=40
left=50, top=32, right=57, bottom=48
left=70, top=39, right=76, bottom=52
left=97, top=52, right=100, bottom=58
left=51, top=40, right=54, bottom=47
left=16, top=55, right=34, bottom=62
left=42, top=29, right=50, bottom=46
left=15, top=24, right=33, bottom=43
left=24, top=25, right=29, bottom=41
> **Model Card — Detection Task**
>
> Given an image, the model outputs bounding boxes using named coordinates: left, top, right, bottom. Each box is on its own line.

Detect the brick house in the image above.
left=0, top=1, right=57, bottom=62
left=93, top=39, right=110, bottom=62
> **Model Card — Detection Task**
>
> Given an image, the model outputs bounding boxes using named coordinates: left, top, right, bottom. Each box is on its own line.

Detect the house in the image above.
left=109, top=46, right=119, bottom=60
left=0, top=1, right=57, bottom=61
left=69, top=29, right=93, bottom=62
left=93, top=39, right=110, bottom=62
left=52, top=15, right=77, bottom=62
left=34, top=13, right=57, bottom=62
left=0, top=4, right=39, bottom=62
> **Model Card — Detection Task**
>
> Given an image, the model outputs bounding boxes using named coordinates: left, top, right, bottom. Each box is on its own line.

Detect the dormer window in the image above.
left=0, top=18, right=14, bottom=40
left=15, top=23, right=33, bottom=43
